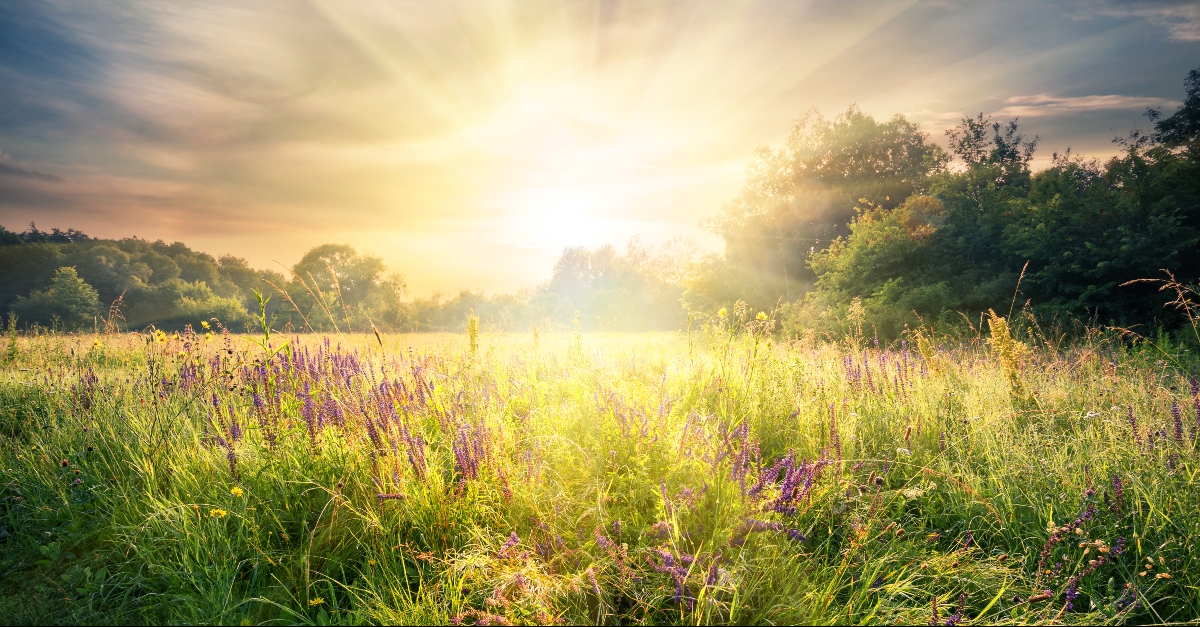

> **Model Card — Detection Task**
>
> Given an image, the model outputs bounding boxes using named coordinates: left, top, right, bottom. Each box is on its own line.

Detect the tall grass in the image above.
left=0, top=321, right=1196, bottom=625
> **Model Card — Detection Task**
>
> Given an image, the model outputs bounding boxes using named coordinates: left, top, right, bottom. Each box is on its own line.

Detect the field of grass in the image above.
left=1, top=319, right=1198, bottom=625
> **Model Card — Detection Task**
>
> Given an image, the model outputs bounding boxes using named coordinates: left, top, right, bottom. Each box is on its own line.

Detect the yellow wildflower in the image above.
left=718, top=308, right=727, bottom=319
left=209, top=508, right=228, bottom=518
left=756, top=311, right=768, bottom=321
left=231, top=486, right=244, bottom=498
left=205, top=332, right=214, bottom=341
left=201, top=320, right=210, bottom=330
left=154, top=330, right=167, bottom=343
left=308, top=598, right=325, bottom=606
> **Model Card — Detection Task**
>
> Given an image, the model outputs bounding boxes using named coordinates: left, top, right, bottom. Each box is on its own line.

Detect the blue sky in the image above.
left=1, top=0, right=1198, bottom=294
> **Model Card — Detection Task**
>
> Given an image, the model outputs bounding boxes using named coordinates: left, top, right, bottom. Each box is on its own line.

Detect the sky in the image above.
left=1, top=0, right=1198, bottom=296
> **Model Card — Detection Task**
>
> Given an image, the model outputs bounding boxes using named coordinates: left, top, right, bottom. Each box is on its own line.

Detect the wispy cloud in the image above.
left=1087, top=0, right=1200, bottom=42
left=0, top=150, right=60, bottom=181
left=993, top=94, right=1179, bottom=118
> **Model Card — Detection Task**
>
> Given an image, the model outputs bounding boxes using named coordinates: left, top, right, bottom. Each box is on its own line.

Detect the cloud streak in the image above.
left=1088, top=0, right=1200, bottom=42
left=993, top=94, right=1180, bottom=118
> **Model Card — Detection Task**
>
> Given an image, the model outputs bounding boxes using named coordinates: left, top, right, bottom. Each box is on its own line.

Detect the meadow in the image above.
left=1, top=315, right=1197, bottom=625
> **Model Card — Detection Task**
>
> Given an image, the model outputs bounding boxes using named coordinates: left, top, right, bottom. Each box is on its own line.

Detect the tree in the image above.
left=11, top=267, right=102, bottom=330
left=1152, top=66, right=1200, bottom=146
left=292, top=244, right=387, bottom=308
left=692, top=106, right=947, bottom=311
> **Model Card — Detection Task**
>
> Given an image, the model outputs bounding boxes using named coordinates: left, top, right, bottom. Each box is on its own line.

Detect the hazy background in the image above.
left=2, top=0, right=1198, bottom=296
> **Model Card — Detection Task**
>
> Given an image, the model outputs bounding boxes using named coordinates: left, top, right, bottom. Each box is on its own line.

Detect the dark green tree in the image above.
left=11, top=266, right=103, bottom=330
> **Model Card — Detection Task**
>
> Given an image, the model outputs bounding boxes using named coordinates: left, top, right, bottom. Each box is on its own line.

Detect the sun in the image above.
left=512, top=186, right=614, bottom=249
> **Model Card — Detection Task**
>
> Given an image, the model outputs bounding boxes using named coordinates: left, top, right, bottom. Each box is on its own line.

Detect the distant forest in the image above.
left=5, top=66, right=1199, bottom=337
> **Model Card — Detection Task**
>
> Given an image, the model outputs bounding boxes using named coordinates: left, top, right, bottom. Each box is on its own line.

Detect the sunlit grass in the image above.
left=0, top=324, right=1196, bottom=624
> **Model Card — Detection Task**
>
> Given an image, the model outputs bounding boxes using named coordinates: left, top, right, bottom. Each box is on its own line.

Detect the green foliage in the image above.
left=11, top=267, right=103, bottom=331
left=690, top=105, right=948, bottom=312
left=703, top=66, right=1200, bottom=340
left=122, top=278, right=250, bottom=331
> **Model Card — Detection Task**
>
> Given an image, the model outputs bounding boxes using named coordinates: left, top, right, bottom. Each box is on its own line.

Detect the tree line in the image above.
left=5, top=66, right=1198, bottom=337
left=0, top=227, right=695, bottom=333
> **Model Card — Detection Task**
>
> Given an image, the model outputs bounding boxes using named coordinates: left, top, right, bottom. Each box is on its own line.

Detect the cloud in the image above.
left=903, top=108, right=969, bottom=132
left=993, top=94, right=1179, bottom=118
left=1087, top=0, right=1200, bottom=41
left=0, top=150, right=60, bottom=181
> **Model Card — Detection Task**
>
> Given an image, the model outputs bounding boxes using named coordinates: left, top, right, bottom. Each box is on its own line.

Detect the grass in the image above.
left=0, top=320, right=1197, bottom=625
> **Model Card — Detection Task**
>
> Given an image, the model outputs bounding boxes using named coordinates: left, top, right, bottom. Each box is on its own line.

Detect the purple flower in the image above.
left=650, top=547, right=692, bottom=608
left=499, top=531, right=519, bottom=557
left=587, top=567, right=601, bottom=597
left=829, top=404, right=842, bottom=463
left=452, top=422, right=487, bottom=482
left=1105, top=475, right=1126, bottom=513
left=301, top=384, right=317, bottom=448
left=705, top=551, right=722, bottom=586
left=730, top=420, right=751, bottom=496
left=365, top=417, right=382, bottom=448
left=1064, top=537, right=1124, bottom=610
left=1036, top=503, right=1097, bottom=581
left=942, top=594, right=966, bottom=626
left=1172, top=401, right=1184, bottom=442
left=1127, top=406, right=1143, bottom=448
left=595, top=528, right=613, bottom=549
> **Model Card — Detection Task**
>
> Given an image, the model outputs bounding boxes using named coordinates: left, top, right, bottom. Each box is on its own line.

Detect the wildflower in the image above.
left=587, top=567, right=601, bottom=597
left=718, top=308, right=727, bottom=319
left=230, top=486, right=244, bottom=497
left=201, top=320, right=210, bottom=330
left=209, top=508, right=228, bottom=518
left=499, top=531, right=519, bottom=557
left=941, top=594, right=966, bottom=626
left=308, top=598, right=325, bottom=606
left=705, top=551, right=723, bottom=586
left=756, top=311, right=767, bottom=321
left=1105, top=475, right=1126, bottom=513
left=1172, top=401, right=1184, bottom=442
left=154, top=329, right=167, bottom=344
left=595, top=527, right=613, bottom=549
left=1127, top=406, right=1143, bottom=448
